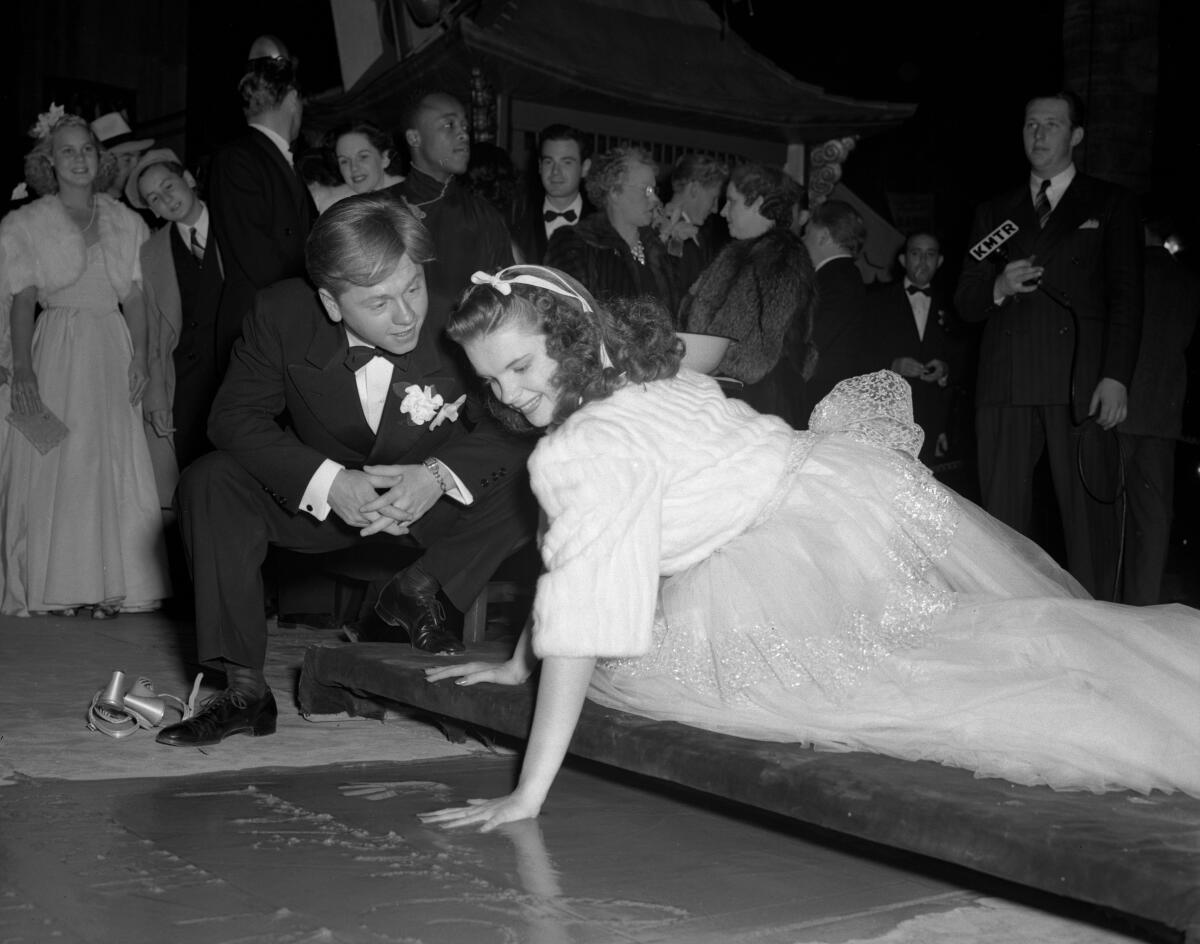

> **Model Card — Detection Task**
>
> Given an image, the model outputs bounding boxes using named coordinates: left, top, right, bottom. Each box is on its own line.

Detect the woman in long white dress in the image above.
left=0, top=108, right=168, bottom=617
left=417, top=264, right=1200, bottom=833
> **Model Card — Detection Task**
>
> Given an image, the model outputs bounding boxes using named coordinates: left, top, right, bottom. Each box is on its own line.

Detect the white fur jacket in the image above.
left=0, top=194, right=147, bottom=366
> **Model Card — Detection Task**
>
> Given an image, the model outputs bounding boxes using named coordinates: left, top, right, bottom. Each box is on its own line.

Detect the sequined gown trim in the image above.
left=603, top=428, right=959, bottom=703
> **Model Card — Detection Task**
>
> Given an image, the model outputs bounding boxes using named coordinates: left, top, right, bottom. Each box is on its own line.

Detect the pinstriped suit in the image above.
left=955, top=171, right=1142, bottom=598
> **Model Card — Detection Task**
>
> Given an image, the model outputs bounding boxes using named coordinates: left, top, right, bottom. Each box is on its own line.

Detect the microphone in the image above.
left=970, top=219, right=1072, bottom=308
left=968, top=219, right=1019, bottom=262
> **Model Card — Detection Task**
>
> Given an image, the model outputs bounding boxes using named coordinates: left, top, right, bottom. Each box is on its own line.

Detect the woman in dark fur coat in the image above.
left=680, top=163, right=817, bottom=427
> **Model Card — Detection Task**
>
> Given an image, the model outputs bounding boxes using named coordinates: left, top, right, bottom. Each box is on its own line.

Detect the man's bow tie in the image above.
left=906, top=284, right=931, bottom=297
left=344, top=345, right=408, bottom=372
left=544, top=208, right=578, bottom=223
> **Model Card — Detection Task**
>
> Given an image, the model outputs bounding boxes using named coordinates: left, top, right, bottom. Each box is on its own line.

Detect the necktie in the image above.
left=189, top=226, right=205, bottom=262
left=544, top=208, right=578, bottom=223
left=1034, top=179, right=1052, bottom=229
left=906, top=284, right=930, bottom=296
left=344, top=345, right=407, bottom=372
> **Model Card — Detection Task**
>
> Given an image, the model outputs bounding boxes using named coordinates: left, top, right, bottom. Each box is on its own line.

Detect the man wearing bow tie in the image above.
left=514, top=124, right=594, bottom=263
left=870, top=232, right=961, bottom=469
left=158, top=194, right=535, bottom=748
left=955, top=90, right=1142, bottom=599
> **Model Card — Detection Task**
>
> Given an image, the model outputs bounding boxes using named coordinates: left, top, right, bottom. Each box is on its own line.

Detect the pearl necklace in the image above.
left=629, top=239, right=646, bottom=265
left=63, top=196, right=97, bottom=232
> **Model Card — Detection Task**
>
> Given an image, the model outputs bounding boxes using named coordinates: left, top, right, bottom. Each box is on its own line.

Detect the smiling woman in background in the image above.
left=331, top=120, right=405, bottom=195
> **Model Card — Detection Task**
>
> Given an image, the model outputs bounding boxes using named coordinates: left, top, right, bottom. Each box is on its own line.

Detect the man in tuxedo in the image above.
left=871, top=232, right=961, bottom=469
left=799, top=199, right=875, bottom=426
left=1115, top=214, right=1199, bottom=604
left=207, top=51, right=316, bottom=376
left=157, top=194, right=535, bottom=747
left=385, top=89, right=513, bottom=368
left=954, top=90, right=1142, bottom=599
left=514, top=124, right=594, bottom=264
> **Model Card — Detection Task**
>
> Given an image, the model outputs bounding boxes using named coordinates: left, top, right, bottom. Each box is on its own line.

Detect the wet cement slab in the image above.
left=0, top=753, right=980, bottom=944
left=0, top=755, right=1155, bottom=944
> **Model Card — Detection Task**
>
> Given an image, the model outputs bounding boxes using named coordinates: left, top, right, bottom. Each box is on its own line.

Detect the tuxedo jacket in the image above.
left=208, top=278, right=529, bottom=512
left=869, top=280, right=962, bottom=451
left=802, top=256, right=875, bottom=425
left=208, top=128, right=316, bottom=375
left=954, top=172, right=1142, bottom=413
left=513, top=191, right=597, bottom=264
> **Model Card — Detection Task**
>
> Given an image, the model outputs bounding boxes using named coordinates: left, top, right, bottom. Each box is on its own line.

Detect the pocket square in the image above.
left=1078, top=218, right=1100, bottom=229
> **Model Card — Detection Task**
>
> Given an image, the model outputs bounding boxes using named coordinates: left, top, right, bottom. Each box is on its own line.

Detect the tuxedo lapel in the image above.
left=288, top=323, right=377, bottom=456
left=368, top=342, right=450, bottom=463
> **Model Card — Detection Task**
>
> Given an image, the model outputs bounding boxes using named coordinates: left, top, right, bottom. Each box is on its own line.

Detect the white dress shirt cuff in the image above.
left=301, top=459, right=345, bottom=520
left=432, top=459, right=474, bottom=505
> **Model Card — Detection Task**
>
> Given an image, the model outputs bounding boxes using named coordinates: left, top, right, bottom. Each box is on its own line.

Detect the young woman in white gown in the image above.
left=419, top=264, right=1200, bottom=833
left=0, top=109, right=168, bottom=617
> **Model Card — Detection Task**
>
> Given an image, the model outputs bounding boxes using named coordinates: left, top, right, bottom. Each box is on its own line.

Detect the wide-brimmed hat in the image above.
left=91, top=112, right=154, bottom=155
left=125, top=147, right=186, bottom=208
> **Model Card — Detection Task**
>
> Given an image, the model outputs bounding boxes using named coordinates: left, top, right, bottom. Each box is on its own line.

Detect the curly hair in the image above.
left=24, top=114, right=116, bottom=197
left=449, top=267, right=682, bottom=429
left=584, top=145, right=657, bottom=210
left=730, top=163, right=807, bottom=232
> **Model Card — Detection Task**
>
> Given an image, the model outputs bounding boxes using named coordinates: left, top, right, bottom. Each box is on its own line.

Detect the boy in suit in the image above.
left=129, top=149, right=225, bottom=483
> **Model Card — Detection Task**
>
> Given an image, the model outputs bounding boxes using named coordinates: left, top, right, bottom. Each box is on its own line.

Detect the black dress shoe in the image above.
left=155, top=689, right=278, bottom=746
left=372, top=567, right=465, bottom=655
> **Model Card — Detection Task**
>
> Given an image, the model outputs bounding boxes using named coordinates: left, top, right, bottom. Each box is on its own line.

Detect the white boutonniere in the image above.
left=430, top=394, right=467, bottom=430
left=398, top=384, right=444, bottom=426
left=10, top=182, right=28, bottom=202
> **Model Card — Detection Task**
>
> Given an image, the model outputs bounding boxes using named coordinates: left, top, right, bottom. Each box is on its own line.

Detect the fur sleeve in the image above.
left=97, top=195, right=150, bottom=297
left=0, top=196, right=86, bottom=299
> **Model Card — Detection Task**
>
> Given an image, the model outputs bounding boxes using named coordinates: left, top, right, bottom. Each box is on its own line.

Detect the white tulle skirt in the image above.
left=589, top=433, right=1200, bottom=798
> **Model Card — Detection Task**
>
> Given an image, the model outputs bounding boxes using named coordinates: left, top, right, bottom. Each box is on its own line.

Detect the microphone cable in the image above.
left=1037, top=279, right=1129, bottom=601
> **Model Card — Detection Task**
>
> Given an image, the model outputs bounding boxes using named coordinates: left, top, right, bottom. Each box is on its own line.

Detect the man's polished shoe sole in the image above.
left=155, top=690, right=278, bottom=747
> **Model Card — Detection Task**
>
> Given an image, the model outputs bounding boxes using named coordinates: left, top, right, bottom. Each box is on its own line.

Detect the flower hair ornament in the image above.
left=469, top=266, right=615, bottom=369
left=29, top=102, right=66, bottom=140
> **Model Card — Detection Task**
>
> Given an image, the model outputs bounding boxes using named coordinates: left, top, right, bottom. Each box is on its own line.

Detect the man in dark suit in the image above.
left=1116, top=215, right=1199, bottom=604
left=871, top=231, right=961, bottom=469
left=157, top=195, right=535, bottom=747
left=514, top=124, right=594, bottom=264
left=799, top=199, right=875, bottom=426
left=954, top=90, right=1142, bottom=599
left=207, top=52, right=316, bottom=376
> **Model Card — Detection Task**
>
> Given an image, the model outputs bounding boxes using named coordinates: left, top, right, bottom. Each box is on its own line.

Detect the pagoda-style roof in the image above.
left=307, top=0, right=914, bottom=144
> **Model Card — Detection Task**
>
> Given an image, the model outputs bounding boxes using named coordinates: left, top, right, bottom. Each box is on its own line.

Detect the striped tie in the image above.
left=189, top=226, right=205, bottom=262
left=1034, top=179, right=1052, bottom=229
